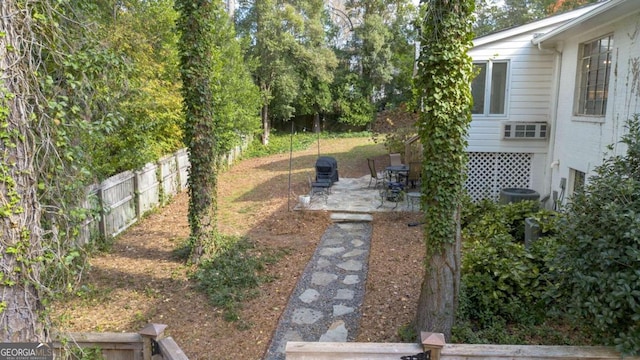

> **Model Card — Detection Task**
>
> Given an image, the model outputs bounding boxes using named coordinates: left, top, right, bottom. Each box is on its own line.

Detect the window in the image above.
left=570, top=168, right=586, bottom=196
left=576, top=35, right=613, bottom=116
left=472, top=61, right=508, bottom=116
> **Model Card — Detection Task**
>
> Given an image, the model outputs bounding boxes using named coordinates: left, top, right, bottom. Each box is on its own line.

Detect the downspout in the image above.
left=538, top=41, right=562, bottom=209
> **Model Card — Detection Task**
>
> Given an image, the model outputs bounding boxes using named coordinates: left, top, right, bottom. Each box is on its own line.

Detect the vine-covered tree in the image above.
left=175, top=0, right=220, bottom=263
left=1, top=0, right=112, bottom=341
left=1, top=0, right=47, bottom=341
left=414, top=0, right=475, bottom=339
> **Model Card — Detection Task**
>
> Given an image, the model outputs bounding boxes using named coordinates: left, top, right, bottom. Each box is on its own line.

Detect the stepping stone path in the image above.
left=263, top=216, right=372, bottom=360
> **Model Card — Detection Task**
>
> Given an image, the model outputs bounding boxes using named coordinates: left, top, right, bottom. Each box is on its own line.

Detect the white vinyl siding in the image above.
left=468, top=28, right=556, bottom=154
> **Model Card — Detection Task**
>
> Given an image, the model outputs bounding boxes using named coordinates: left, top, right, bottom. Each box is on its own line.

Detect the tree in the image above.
left=291, top=0, right=338, bottom=132
left=175, top=0, right=220, bottom=263
left=1, top=0, right=105, bottom=341
left=331, top=0, right=417, bottom=126
left=473, top=0, right=599, bottom=37
left=1, top=0, right=47, bottom=342
left=414, top=0, right=475, bottom=339
left=208, top=7, right=261, bottom=155
left=88, top=0, right=184, bottom=178
left=236, top=0, right=297, bottom=144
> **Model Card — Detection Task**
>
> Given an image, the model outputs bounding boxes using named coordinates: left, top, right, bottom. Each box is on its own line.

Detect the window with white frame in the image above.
left=576, top=35, right=613, bottom=116
left=471, top=61, right=508, bottom=116
left=570, top=168, right=586, bottom=196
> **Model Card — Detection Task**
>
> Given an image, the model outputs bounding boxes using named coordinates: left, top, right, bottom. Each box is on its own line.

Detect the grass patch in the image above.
left=193, top=235, right=288, bottom=326
left=397, top=322, right=417, bottom=342
left=242, top=130, right=372, bottom=159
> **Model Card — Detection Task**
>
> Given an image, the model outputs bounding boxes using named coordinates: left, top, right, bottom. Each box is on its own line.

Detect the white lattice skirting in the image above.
left=465, top=152, right=533, bottom=202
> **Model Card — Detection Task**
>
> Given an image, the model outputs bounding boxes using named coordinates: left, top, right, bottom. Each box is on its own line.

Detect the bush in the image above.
left=552, top=115, right=640, bottom=355
left=456, top=200, right=564, bottom=341
left=193, top=235, right=287, bottom=324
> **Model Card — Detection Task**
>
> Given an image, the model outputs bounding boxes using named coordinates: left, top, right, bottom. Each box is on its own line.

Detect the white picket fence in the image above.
left=80, top=137, right=251, bottom=244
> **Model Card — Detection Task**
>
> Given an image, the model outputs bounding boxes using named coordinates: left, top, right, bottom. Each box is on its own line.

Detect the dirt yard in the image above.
left=50, top=137, right=425, bottom=359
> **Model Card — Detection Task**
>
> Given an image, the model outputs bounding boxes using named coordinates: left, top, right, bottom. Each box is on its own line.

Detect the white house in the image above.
left=466, top=0, right=640, bottom=209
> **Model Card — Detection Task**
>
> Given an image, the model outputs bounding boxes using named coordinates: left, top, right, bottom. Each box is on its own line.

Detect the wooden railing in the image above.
left=54, top=323, right=188, bottom=360
left=286, top=332, right=640, bottom=360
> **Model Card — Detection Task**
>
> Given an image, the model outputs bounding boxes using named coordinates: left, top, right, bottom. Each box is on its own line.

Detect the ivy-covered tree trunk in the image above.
left=176, top=0, right=219, bottom=264
left=0, top=0, right=47, bottom=341
left=414, top=0, right=474, bottom=339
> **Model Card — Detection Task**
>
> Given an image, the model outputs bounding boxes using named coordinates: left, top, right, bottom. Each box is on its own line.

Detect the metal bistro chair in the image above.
left=308, top=173, right=331, bottom=203
left=367, top=158, right=384, bottom=189
left=387, top=153, right=405, bottom=182
left=378, top=180, right=405, bottom=210
left=389, top=153, right=402, bottom=166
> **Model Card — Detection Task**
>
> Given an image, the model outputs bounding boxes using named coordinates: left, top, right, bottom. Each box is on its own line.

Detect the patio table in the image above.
left=386, top=165, right=409, bottom=184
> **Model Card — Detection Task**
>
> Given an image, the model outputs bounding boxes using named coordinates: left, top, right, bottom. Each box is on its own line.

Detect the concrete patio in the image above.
left=296, top=175, right=420, bottom=213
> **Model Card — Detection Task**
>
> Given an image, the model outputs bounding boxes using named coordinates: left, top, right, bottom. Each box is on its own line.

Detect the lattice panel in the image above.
left=465, top=152, right=532, bottom=202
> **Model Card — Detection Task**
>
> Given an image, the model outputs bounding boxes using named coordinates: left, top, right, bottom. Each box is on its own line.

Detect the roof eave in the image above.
left=533, top=0, right=638, bottom=48
left=473, top=2, right=603, bottom=47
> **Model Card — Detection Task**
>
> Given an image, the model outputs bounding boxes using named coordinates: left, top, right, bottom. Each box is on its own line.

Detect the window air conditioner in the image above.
left=502, top=122, right=548, bottom=140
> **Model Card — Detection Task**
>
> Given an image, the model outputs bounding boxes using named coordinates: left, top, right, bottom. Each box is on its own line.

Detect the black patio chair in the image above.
left=308, top=173, right=331, bottom=203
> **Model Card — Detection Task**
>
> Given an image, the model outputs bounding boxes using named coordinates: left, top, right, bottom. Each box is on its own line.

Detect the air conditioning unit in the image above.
left=502, top=122, right=548, bottom=140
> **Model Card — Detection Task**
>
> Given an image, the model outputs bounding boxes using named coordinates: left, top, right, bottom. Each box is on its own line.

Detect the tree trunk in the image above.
left=262, top=104, right=270, bottom=145
left=176, top=0, right=219, bottom=264
left=0, top=0, right=47, bottom=342
left=415, top=208, right=461, bottom=340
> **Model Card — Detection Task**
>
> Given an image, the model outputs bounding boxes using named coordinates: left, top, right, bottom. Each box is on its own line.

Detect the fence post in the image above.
left=134, top=170, right=142, bottom=219
left=139, top=323, right=168, bottom=360
left=97, top=186, right=107, bottom=240
left=174, top=152, right=181, bottom=193
left=421, top=332, right=445, bottom=360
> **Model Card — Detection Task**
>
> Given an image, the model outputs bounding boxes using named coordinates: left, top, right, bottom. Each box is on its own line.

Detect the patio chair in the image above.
left=367, top=158, right=383, bottom=189
left=308, top=173, right=331, bottom=203
left=378, top=180, right=405, bottom=210
left=389, top=153, right=402, bottom=166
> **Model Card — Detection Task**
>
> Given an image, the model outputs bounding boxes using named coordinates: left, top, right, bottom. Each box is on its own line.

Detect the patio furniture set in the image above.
left=368, top=153, right=422, bottom=210
left=305, top=154, right=421, bottom=211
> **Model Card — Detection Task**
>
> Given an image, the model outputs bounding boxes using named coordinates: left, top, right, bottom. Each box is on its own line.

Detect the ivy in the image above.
left=415, top=0, right=475, bottom=251
left=175, top=0, right=221, bottom=263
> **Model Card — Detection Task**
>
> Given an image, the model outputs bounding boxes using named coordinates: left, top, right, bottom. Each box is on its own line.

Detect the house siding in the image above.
left=466, top=25, right=563, bottom=200
left=469, top=27, right=558, bottom=154
left=549, top=11, right=640, bottom=203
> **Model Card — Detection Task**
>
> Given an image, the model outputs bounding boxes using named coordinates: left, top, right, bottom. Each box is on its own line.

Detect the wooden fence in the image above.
left=80, top=136, right=251, bottom=244
left=54, top=323, right=188, bottom=360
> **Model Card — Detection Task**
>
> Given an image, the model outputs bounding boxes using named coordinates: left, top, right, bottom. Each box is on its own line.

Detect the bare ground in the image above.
left=50, top=137, right=425, bottom=359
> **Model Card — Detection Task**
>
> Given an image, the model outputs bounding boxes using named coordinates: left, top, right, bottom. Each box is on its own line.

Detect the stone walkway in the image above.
left=263, top=213, right=373, bottom=360
left=263, top=175, right=420, bottom=360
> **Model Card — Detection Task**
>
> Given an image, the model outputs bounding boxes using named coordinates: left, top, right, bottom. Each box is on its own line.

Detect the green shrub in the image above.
left=552, top=115, right=640, bottom=355
left=457, top=200, right=565, bottom=341
left=194, top=235, right=287, bottom=325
